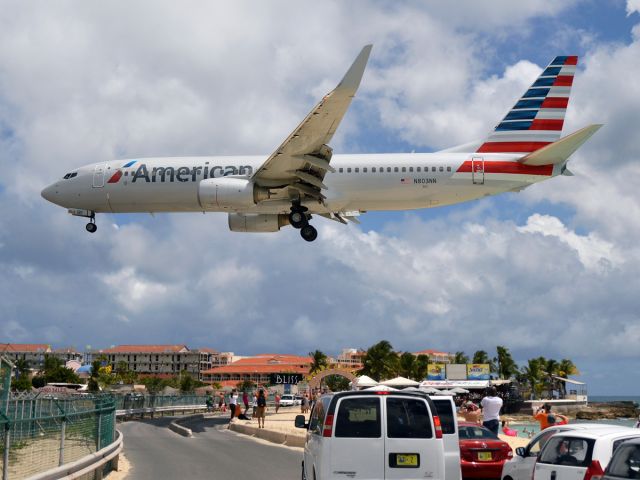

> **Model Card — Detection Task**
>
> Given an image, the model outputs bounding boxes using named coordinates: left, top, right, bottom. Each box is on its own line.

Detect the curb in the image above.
left=228, top=422, right=305, bottom=448
left=169, top=413, right=205, bottom=437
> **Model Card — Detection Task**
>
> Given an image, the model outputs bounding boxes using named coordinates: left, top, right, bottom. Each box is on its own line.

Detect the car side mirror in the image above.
left=515, top=447, right=527, bottom=457
left=295, top=414, right=308, bottom=429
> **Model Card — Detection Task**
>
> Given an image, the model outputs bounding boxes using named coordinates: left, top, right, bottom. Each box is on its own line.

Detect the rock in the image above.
left=576, top=402, right=639, bottom=420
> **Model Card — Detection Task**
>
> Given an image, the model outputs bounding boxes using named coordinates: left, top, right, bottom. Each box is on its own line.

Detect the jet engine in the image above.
left=198, top=178, right=269, bottom=209
left=228, top=213, right=289, bottom=233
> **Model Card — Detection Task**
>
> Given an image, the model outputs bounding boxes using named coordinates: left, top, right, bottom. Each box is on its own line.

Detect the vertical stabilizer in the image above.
left=477, top=56, right=578, bottom=154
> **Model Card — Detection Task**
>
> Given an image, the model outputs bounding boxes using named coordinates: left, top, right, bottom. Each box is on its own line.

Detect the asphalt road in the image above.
left=119, top=416, right=302, bottom=480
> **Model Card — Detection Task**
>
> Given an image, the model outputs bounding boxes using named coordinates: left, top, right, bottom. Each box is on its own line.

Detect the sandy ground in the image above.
left=106, top=452, right=131, bottom=480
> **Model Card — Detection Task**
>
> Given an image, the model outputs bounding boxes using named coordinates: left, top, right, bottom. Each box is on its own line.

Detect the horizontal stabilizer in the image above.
left=519, top=124, right=603, bottom=166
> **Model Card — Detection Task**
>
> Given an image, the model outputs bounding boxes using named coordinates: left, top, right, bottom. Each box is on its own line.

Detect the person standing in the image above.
left=534, top=403, right=568, bottom=430
left=256, top=389, right=267, bottom=428
left=480, top=387, right=503, bottom=435
left=242, top=390, right=249, bottom=414
left=275, top=393, right=281, bottom=413
left=252, top=392, right=258, bottom=417
left=229, top=389, right=238, bottom=421
left=634, top=414, right=640, bottom=428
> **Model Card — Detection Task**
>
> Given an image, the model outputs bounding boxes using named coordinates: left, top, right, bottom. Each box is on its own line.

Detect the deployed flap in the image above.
left=252, top=45, right=372, bottom=189
left=519, top=124, right=603, bottom=166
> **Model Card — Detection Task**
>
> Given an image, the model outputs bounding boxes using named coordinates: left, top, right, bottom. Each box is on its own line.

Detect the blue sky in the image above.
left=1, top=1, right=640, bottom=395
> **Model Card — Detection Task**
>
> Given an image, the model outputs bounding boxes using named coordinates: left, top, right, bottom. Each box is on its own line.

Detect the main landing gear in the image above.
left=289, top=204, right=317, bottom=242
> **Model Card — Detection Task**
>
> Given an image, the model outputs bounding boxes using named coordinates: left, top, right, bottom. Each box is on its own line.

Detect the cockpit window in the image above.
left=63, top=172, right=78, bottom=179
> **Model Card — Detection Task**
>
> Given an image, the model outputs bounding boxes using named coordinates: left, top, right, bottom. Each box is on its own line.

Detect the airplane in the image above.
left=41, top=45, right=601, bottom=242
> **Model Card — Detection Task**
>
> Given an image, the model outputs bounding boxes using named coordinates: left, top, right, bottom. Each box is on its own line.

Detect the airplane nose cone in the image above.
left=41, top=184, right=57, bottom=203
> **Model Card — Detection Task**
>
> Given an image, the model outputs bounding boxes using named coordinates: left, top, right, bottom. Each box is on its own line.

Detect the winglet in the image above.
left=519, top=124, right=603, bottom=166
left=336, top=44, right=372, bottom=94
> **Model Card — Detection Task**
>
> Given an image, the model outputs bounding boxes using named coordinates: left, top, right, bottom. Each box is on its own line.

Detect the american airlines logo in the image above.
left=108, top=162, right=253, bottom=184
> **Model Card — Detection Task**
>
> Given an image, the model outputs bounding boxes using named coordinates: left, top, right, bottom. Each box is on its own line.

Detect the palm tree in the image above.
left=398, top=352, right=416, bottom=379
left=308, top=350, right=328, bottom=375
left=495, top=346, right=518, bottom=380
left=453, top=351, right=469, bottom=364
left=557, top=359, right=579, bottom=397
left=359, top=340, right=398, bottom=381
left=414, top=354, right=430, bottom=381
left=521, top=358, right=543, bottom=399
left=542, top=358, right=559, bottom=398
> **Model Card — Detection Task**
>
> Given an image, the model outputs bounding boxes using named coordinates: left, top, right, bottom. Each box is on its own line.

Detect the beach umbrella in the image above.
left=402, top=387, right=421, bottom=391
left=419, top=386, right=441, bottom=394
left=364, top=385, right=398, bottom=391
left=380, top=376, right=420, bottom=387
left=451, top=387, right=470, bottom=394
left=436, top=389, right=456, bottom=396
left=354, top=375, right=378, bottom=388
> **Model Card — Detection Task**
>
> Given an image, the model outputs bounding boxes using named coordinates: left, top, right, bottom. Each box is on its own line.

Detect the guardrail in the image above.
left=27, top=430, right=123, bottom=480
left=116, top=404, right=208, bottom=419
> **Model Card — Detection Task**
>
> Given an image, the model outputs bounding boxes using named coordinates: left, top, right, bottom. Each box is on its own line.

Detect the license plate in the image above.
left=478, top=451, right=492, bottom=461
left=396, top=454, right=418, bottom=467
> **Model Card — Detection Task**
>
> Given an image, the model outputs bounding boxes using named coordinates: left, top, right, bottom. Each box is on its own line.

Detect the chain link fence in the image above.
left=1, top=393, right=116, bottom=480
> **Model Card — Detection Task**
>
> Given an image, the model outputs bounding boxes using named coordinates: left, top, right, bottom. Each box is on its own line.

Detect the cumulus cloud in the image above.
left=1, top=2, right=640, bottom=394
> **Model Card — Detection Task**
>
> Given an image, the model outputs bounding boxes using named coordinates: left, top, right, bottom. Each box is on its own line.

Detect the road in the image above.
left=119, top=416, right=302, bottom=480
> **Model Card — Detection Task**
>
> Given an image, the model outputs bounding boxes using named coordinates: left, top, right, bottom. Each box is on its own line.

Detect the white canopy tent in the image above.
left=419, top=386, right=441, bottom=394
left=353, top=375, right=378, bottom=388
left=364, top=385, right=398, bottom=391
left=380, top=376, right=420, bottom=387
left=450, top=387, right=470, bottom=394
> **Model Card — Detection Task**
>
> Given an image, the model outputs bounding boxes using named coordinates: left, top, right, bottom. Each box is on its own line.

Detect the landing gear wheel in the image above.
left=85, top=222, right=97, bottom=233
left=300, top=224, right=317, bottom=242
left=289, top=210, right=308, bottom=229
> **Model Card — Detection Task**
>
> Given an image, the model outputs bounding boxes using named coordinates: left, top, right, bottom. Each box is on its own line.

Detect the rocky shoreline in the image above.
left=574, top=401, right=639, bottom=420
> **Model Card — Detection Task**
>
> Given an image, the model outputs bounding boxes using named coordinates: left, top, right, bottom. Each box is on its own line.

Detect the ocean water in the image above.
left=589, top=395, right=640, bottom=404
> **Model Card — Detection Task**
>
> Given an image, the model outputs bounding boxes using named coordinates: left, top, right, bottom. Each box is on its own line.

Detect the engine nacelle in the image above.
left=198, top=178, right=269, bottom=210
left=228, top=213, right=289, bottom=233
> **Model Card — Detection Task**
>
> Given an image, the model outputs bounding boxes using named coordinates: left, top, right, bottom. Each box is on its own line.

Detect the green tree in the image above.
left=309, top=350, right=329, bottom=375
left=398, top=352, right=417, bottom=379
left=413, top=354, right=430, bottom=381
left=115, top=361, right=138, bottom=384
left=495, top=346, right=518, bottom=380
left=236, top=380, right=255, bottom=392
left=141, top=376, right=165, bottom=394
left=557, top=359, right=579, bottom=397
left=521, top=358, right=543, bottom=399
left=180, top=373, right=197, bottom=393
left=472, top=350, right=497, bottom=373
left=324, top=375, right=350, bottom=392
left=11, top=359, right=32, bottom=391
left=359, top=340, right=399, bottom=381
left=41, top=355, right=80, bottom=384
left=453, top=351, right=469, bottom=364
left=88, top=359, right=102, bottom=392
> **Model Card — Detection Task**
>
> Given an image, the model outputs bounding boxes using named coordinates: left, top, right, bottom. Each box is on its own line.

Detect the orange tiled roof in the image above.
left=102, top=345, right=190, bottom=354
left=0, top=343, right=51, bottom=353
left=228, top=354, right=312, bottom=365
left=413, top=349, right=451, bottom=356
left=202, top=364, right=310, bottom=375
left=198, top=348, right=220, bottom=354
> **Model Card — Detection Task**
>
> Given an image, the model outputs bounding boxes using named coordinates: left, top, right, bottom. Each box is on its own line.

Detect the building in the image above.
left=201, top=354, right=312, bottom=387
left=0, top=343, right=51, bottom=370
left=50, top=347, right=83, bottom=364
left=332, top=348, right=366, bottom=369
left=198, top=348, right=235, bottom=380
left=412, top=349, right=454, bottom=364
left=101, top=345, right=200, bottom=378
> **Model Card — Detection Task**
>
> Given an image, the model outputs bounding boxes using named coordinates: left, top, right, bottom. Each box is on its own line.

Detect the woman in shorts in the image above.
left=256, top=389, right=267, bottom=428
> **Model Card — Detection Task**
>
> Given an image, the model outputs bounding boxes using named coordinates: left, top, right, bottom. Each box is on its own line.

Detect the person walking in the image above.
left=256, top=389, right=267, bottom=428
left=634, top=414, right=640, bottom=428
left=229, top=389, right=238, bottom=421
left=480, top=387, right=503, bottom=435
left=275, top=393, right=281, bottom=413
left=252, top=392, right=258, bottom=417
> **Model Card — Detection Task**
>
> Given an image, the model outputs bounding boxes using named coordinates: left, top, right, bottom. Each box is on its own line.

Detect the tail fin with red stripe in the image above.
left=477, top=56, right=578, bottom=154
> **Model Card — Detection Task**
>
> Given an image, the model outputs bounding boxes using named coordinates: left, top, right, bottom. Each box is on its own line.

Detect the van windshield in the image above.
left=386, top=397, right=433, bottom=439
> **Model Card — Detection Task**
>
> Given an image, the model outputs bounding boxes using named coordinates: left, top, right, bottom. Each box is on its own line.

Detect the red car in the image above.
left=458, top=422, right=514, bottom=479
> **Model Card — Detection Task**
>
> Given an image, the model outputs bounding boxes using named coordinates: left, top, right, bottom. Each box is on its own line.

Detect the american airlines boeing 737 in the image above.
left=41, top=45, right=601, bottom=242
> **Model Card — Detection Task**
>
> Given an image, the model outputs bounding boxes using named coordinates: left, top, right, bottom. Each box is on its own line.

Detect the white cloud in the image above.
left=627, top=0, right=640, bottom=16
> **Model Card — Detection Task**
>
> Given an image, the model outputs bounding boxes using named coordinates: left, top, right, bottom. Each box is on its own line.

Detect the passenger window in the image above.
left=372, top=167, right=376, bottom=172
left=432, top=400, right=455, bottom=434
left=538, top=437, right=594, bottom=467
left=355, top=167, right=359, bottom=173
left=335, top=397, right=380, bottom=438
left=363, top=167, right=367, bottom=173
left=347, top=168, right=352, bottom=173
left=309, top=402, right=325, bottom=435
left=606, top=444, right=640, bottom=478
left=401, top=167, right=406, bottom=172
left=394, top=167, right=399, bottom=172
left=409, top=167, right=414, bottom=172
left=387, top=167, right=391, bottom=172
left=447, top=166, right=451, bottom=172
left=417, top=167, right=421, bottom=172
left=439, top=166, right=444, bottom=172
left=432, top=166, right=436, bottom=172
left=386, top=398, right=432, bottom=438
left=339, top=168, right=343, bottom=173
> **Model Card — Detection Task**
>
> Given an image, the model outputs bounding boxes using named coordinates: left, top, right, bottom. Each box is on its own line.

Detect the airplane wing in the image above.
left=251, top=45, right=372, bottom=202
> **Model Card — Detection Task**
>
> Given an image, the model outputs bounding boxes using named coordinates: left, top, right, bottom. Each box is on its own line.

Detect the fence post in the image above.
left=2, top=415, right=10, bottom=480
left=59, top=417, right=66, bottom=466
left=97, top=410, right=102, bottom=451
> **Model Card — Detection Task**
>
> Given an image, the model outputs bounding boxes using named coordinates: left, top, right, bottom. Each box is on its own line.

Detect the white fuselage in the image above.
left=41, top=152, right=559, bottom=215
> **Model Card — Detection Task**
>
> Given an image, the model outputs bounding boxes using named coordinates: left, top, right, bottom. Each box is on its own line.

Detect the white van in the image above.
left=295, top=390, right=446, bottom=480
left=534, top=428, right=640, bottom=480
left=429, top=396, right=462, bottom=480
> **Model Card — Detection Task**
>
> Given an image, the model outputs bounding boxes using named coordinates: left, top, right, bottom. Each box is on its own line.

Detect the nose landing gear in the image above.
left=85, top=217, right=97, bottom=233
left=289, top=204, right=317, bottom=242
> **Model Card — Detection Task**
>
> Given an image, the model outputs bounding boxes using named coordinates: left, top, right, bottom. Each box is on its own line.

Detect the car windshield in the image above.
left=459, top=425, right=498, bottom=440
left=606, top=444, right=640, bottom=479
